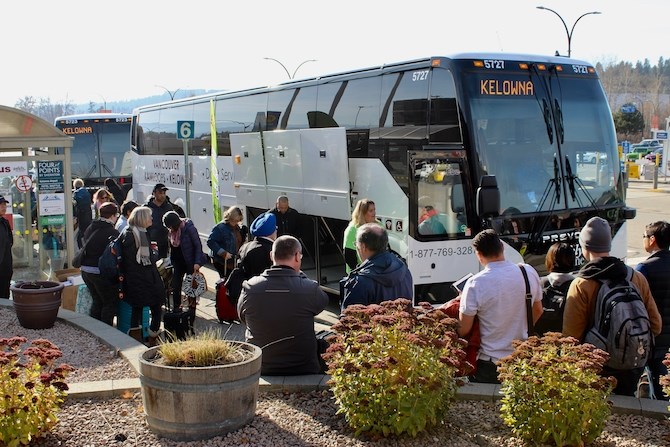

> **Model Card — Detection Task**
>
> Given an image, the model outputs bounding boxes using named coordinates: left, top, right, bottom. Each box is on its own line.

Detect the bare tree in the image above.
left=13, top=96, right=75, bottom=123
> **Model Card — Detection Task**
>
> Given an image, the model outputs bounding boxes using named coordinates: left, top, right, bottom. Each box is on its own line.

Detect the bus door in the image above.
left=407, top=149, right=480, bottom=303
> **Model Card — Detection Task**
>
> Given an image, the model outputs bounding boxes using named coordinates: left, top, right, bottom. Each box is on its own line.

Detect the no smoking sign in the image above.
left=15, top=175, right=32, bottom=192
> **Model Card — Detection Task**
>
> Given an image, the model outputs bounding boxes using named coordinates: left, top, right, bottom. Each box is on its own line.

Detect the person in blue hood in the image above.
left=340, top=223, right=413, bottom=310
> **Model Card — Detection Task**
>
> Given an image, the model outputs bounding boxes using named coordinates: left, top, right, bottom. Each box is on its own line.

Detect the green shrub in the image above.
left=0, top=337, right=72, bottom=447
left=323, top=298, right=466, bottom=438
left=497, top=332, right=615, bottom=447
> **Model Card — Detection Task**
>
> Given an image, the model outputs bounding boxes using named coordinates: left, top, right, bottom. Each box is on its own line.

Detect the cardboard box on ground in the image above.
left=55, top=268, right=81, bottom=311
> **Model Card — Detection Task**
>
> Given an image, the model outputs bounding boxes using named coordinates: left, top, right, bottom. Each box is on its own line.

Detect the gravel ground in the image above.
left=0, top=307, right=138, bottom=383
left=29, top=392, right=670, bottom=446
left=3, top=306, right=670, bottom=446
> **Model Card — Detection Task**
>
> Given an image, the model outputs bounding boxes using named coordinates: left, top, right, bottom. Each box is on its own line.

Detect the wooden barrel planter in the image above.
left=11, top=281, right=64, bottom=329
left=139, top=341, right=262, bottom=441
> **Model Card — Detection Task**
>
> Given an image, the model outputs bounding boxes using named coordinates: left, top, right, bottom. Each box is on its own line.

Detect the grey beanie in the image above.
left=579, top=217, right=611, bottom=253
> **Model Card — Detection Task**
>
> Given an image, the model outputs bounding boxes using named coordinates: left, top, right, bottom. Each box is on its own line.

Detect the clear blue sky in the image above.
left=2, top=0, right=667, bottom=107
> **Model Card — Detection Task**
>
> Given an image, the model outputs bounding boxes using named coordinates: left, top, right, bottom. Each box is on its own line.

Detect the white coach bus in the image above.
left=130, top=53, right=634, bottom=302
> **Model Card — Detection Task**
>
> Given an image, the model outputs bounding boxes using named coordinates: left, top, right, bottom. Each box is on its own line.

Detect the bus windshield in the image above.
left=465, top=73, right=622, bottom=214
left=55, top=114, right=132, bottom=185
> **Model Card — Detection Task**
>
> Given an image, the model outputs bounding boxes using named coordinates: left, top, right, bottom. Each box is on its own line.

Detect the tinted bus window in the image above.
left=332, top=77, right=381, bottom=130
left=159, top=104, right=193, bottom=155
left=284, top=86, right=318, bottom=130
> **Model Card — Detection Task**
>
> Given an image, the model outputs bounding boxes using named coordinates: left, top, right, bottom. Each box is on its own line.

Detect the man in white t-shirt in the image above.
left=458, top=229, right=543, bottom=383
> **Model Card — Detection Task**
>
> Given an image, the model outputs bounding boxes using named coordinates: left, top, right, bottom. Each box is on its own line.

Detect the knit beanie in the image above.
left=250, top=212, right=276, bottom=237
left=579, top=217, right=611, bottom=253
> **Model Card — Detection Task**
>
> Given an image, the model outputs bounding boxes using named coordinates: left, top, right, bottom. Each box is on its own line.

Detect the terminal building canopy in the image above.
left=0, top=105, right=72, bottom=150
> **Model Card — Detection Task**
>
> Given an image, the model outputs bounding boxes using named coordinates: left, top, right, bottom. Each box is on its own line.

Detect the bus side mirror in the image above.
left=477, top=175, right=500, bottom=218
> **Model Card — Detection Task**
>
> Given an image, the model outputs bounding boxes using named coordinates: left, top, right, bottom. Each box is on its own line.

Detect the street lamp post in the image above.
left=264, top=58, right=317, bottom=79
left=536, top=6, right=601, bottom=57
left=155, top=85, right=180, bottom=101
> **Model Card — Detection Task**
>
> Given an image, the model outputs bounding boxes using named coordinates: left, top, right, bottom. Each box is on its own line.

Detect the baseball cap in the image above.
left=153, top=183, right=168, bottom=192
left=0, top=195, right=8, bottom=204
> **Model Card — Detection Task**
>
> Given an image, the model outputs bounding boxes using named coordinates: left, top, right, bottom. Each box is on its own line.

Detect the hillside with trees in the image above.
left=12, top=89, right=220, bottom=124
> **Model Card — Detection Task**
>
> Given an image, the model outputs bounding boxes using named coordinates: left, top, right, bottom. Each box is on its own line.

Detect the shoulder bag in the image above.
left=519, top=264, right=535, bottom=336
left=71, top=231, right=97, bottom=268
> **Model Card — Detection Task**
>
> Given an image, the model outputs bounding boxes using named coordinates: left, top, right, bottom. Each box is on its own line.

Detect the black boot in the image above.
left=128, top=327, right=143, bottom=343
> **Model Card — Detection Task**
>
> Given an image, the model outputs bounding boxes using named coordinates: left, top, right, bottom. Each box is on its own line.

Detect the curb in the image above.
left=2, top=300, right=668, bottom=420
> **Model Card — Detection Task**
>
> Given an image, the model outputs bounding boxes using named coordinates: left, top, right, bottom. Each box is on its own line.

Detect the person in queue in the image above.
left=534, top=242, right=576, bottom=335
left=79, top=202, right=120, bottom=326
left=340, top=223, right=413, bottom=310
left=0, top=195, right=13, bottom=299
left=238, top=212, right=277, bottom=278
left=269, top=195, right=301, bottom=238
left=163, top=210, right=209, bottom=311
left=563, top=217, right=661, bottom=396
left=104, top=177, right=127, bottom=204
left=120, top=206, right=165, bottom=347
left=115, top=200, right=139, bottom=233
left=145, top=183, right=174, bottom=259
left=72, top=178, right=92, bottom=248
left=635, top=220, right=670, bottom=398
left=92, top=188, right=115, bottom=218
left=458, top=229, right=543, bottom=384
left=207, top=206, right=247, bottom=279
left=238, top=235, right=329, bottom=375
left=343, top=198, right=380, bottom=273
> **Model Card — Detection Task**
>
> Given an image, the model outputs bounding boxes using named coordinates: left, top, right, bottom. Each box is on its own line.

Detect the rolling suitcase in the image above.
left=215, top=273, right=239, bottom=323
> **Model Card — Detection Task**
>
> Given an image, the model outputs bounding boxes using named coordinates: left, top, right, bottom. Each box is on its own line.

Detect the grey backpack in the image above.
left=584, top=267, right=653, bottom=370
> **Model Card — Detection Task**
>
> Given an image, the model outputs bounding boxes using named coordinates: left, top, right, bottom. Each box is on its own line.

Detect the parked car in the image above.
left=581, top=151, right=606, bottom=163
left=626, top=146, right=653, bottom=161
left=645, top=147, right=663, bottom=164
left=631, top=139, right=662, bottom=151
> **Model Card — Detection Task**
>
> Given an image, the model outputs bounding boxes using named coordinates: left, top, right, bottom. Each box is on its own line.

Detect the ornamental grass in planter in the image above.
left=497, top=332, right=615, bottom=447
left=323, top=298, right=467, bottom=438
left=139, top=329, right=262, bottom=441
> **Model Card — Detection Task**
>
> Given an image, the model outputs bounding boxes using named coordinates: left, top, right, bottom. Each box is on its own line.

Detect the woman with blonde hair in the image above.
left=119, top=206, right=165, bottom=346
left=92, top=188, right=116, bottom=218
left=207, top=206, right=248, bottom=278
left=343, top=199, right=379, bottom=272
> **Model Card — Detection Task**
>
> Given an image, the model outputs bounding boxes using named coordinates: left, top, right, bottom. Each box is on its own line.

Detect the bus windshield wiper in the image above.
left=553, top=98, right=564, bottom=145
left=543, top=99, right=554, bottom=145
left=528, top=156, right=562, bottom=249
left=564, top=156, right=598, bottom=209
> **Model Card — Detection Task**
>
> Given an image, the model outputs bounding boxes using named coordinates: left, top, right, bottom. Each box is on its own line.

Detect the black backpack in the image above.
left=584, top=267, right=653, bottom=370
left=535, top=278, right=573, bottom=335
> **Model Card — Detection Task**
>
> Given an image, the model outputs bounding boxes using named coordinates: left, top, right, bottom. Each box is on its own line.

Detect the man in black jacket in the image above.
left=636, top=220, right=670, bottom=398
left=0, top=195, right=13, bottom=299
left=238, top=235, right=328, bottom=375
left=145, top=183, right=174, bottom=259
left=269, top=195, right=301, bottom=238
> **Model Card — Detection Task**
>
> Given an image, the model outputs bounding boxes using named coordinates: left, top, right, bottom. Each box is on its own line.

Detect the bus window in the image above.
left=429, top=68, right=462, bottom=143
left=332, top=77, right=381, bottom=130
left=282, top=86, right=316, bottom=129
